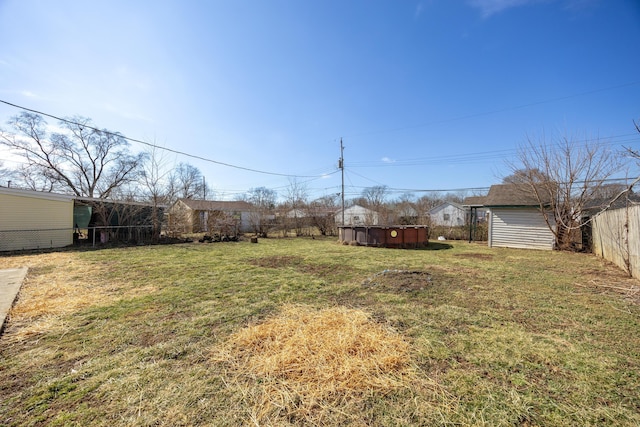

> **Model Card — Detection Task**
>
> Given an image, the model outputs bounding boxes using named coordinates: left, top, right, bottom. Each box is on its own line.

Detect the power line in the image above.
left=0, top=99, right=334, bottom=179
left=347, top=133, right=640, bottom=168
left=3, top=87, right=638, bottom=198
left=342, top=81, right=640, bottom=139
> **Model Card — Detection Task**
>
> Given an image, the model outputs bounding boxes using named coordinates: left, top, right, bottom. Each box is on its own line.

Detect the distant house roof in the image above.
left=583, top=192, right=640, bottom=214
left=462, top=196, right=487, bottom=207
left=177, top=199, right=252, bottom=211
left=483, top=184, right=552, bottom=207
left=344, top=204, right=375, bottom=212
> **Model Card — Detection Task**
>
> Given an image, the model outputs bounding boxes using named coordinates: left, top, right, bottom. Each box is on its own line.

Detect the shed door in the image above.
left=490, top=208, right=555, bottom=250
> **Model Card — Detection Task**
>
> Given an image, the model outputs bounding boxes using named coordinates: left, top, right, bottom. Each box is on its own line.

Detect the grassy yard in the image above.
left=0, top=238, right=639, bottom=426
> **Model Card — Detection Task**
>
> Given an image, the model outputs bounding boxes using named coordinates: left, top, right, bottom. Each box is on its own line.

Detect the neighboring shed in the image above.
left=429, top=202, right=467, bottom=226
left=167, top=199, right=252, bottom=235
left=336, top=205, right=379, bottom=226
left=0, top=187, right=74, bottom=251
left=484, top=184, right=556, bottom=250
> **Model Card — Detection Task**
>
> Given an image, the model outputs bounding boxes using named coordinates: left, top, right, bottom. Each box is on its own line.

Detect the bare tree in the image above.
left=307, top=194, right=338, bottom=236
left=284, top=178, right=309, bottom=236
left=362, top=185, right=388, bottom=224
left=502, top=168, right=549, bottom=185
left=140, top=145, right=176, bottom=240
left=0, top=112, right=146, bottom=198
left=506, top=133, right=627, bottom=250
left=392, top=192, right=418, bottom=224
left=414, top=195, right=435, bottom=225
left=241, top=187, right=277, bottom=237
left=205, top=210, right=241, bottom=237
left=625, top=119, right=640, bottom=167
left=0, top=160, right=16, bottom=187
left=169, top=162, right=209, bottom=200
left=362, top=185, right=387, bottom=208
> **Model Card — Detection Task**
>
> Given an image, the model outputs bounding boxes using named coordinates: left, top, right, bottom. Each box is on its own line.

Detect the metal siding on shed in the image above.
left=489, top=208, right=555, bottom=250
left=0, top=192, right=73, bottom=251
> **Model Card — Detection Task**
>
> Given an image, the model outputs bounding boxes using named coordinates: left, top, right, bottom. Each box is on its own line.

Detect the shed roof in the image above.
left=177, top=198, right=252, bottom=211
left=483, top=184, right=552, bottom=207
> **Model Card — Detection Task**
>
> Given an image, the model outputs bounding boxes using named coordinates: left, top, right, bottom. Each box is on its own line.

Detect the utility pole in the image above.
left=339, top=138, right=345, bottom=226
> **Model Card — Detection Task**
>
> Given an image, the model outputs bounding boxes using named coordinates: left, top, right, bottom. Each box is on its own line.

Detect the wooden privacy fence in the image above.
left=591, top=204, right=640, bottom=278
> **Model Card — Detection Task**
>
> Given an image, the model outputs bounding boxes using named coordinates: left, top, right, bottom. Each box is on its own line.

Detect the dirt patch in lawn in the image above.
left=249, top=255, right=303, bottom=269
left=362, top=269, right=432, bottom=292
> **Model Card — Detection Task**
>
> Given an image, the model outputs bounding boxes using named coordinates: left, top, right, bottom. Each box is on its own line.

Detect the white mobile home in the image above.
left=0, top=187, right=74, bottom=251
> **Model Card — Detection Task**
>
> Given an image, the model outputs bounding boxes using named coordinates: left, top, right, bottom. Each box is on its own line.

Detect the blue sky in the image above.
left=1, top=0, right=639, bottom=201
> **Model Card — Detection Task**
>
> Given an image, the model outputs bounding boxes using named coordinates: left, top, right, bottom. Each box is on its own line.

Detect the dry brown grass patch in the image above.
left=2, top=252, right=158, bottom=343
left=212, top=304, right=415, bottom=423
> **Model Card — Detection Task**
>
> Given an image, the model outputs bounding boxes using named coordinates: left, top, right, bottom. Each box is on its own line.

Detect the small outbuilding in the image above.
left=336, top=205, right=379, bottom=226
left=167, top=199, right=253, bottom=235
left=0, top=187, right=74, bottom=251
left=429, top=201, right=467, bottom=226
left=484, top=184, right=556, bottom=250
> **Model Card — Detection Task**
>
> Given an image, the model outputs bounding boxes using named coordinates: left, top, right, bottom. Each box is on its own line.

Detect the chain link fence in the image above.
left=0, top=225, right=158, bottom=252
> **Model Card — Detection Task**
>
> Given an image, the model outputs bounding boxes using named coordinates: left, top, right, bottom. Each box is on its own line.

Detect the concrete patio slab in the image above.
left=0, top=267, right=28, bottom=334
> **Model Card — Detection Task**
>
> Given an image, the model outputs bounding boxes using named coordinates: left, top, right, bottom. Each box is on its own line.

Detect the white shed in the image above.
left=0, top=187, right=75, bottom=251
left=484, top=184, right=556, bottom=250
left=429, top=202, right=467, bottom=226
left=488, top=207, right=556, bottom=250
left=335, top=205, right=379, bottom=226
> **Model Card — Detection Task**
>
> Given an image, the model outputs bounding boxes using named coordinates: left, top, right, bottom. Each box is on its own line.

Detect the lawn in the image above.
left=1, top=238, right=639, bottom=426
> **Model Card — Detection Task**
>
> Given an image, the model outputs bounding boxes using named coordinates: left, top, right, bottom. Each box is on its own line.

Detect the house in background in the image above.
left=335, top=204, right=379, bottom=226
left=429, top=202, right=468, bottom=226
left=483, top=184, right=556, bottom=250
left=167, top=199, right=252, bottom=235
left=0, top=186, right=74, bottom=251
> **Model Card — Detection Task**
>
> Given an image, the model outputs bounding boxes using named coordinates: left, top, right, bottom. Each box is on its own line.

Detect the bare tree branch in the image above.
left=506, top=132, right=627, bottom=250
left=1, top=112, right=146, bottom=198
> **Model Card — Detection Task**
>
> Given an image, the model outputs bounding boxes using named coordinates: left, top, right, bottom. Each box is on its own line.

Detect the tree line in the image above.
left=0, top=112, right=212, bottom=203
left=0, top=112, right=473, bottom=232
left=2, top=111, right=639, bottom=250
